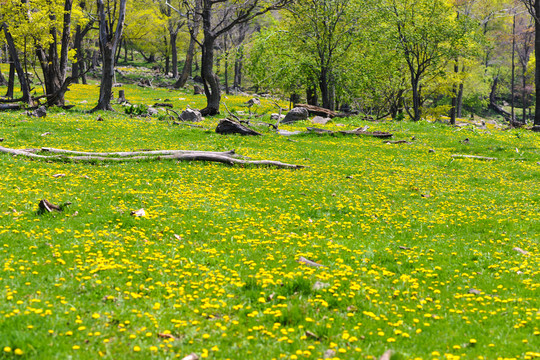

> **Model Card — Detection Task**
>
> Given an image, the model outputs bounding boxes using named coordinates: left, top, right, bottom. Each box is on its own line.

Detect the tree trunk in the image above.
left=511, top=14, right=516, bottom=123
left=171, top=31, right=178, bottom=78
left=115, top=37, right=123, bottom=66
left=2, top=23, right=33, bottom=105
left=200, top=34, right=221, bottom=115
left=233, top=47, right=243, bottom=90
left=6, top=61, right=14, bottom=98
left=72, top=25, right=82, bottom=83
left=306, top=84, right=318, bottom=106
left=411, top=77, right=421, bottom=121
left=175, top=23, right=199, bottom=88
left=34, top=0, right=73, bottom=106
left=92, top=0, right=127, bottom=112
left=535, top=1, right=540, bottom=126
left=224, top=35, right=230, bottom=94
left=457, top=81, right=464, bottom=118
left=450, top=60, right=459, bottom=125
left=319, top=67, right=333, bottom=110
left=523, top=65, right=528, bottom=124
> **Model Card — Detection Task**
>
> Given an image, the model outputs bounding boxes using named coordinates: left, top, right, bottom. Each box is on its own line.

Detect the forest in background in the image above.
left=0, top=0, right=539, bottom=127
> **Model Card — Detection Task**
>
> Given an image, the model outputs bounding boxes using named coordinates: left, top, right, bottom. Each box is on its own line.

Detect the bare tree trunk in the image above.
left=450, top=60, right=458, bottom=125
left=233, top=52, right=243, bottom=90
left=92, top=0, right=127, bottom=112
left=224, top=35, right=230, bottom=94
left=535, top=1, right=540, bottom=127
left=2, top=23, right=33, bottom=105
left=411, top=76, right=421, bottom=121
left=457, top=75, right=464, bottom=118
left=511, top=14, right=516, bottom=123
left=5, top=61, right=15, bottom=98
left=200, top=34, right=220, bottom=115
left=0, top=67, right=5, bottom=86
left=34, top=0, right=73, bottom=106
left=171, top=31, right=178, bottom=78
left=175, top=21, right=199, bottom=88
left=523, top=65, right=528, bottom=123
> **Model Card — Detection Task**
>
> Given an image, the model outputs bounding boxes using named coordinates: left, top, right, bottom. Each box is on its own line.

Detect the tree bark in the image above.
left=35, top=0, right=74, bottom=106
left=2, top=23, right=33, bottom=105
left=535, top=0, right=540, bottom=126
left=92, top=0, right=127, bottom=112
left=175, top=24, right=199, bottom=88
left=0, top=67, right=5, bottom=86
left=171, top=31, right=178, bottom=78
left=233, top=47, right=243, bottom=90
left=411, top=76, right=421, bottom=121
left=200, top=30, right=221, bottom=116
left=450, top=60, right=459, bottom=125
left=5, top=61, right=14, bottom=98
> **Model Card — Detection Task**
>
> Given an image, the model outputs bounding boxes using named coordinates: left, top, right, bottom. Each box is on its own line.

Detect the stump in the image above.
left=117, top=90, right=127, bottom=103
left=215, top=119, right=262, bottom=136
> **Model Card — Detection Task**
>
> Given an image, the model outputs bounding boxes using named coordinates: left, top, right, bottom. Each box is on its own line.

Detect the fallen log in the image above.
left=215, top=119, right=262, bottom=136
left=385, top=140, right=411, bottom=145
left=0, top=146, right=304, bottom=169
left=0, top=104, right=22, bottom=111
left=306, top=127, right=393, bottom=138
left=296, top=104, right=337, bottom=118
left=451, top=154, right=497, bottom=161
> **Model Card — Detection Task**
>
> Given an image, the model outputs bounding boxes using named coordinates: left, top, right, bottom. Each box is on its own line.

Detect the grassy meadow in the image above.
left=0, top=82, right=539, bottom=360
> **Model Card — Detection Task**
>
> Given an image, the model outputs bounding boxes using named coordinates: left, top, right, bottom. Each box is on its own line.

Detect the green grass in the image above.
left=0, top=83, right=539, bottom=360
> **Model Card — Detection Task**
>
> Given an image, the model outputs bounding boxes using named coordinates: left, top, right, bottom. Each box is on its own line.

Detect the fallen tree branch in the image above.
left=306, top=127, right=393, bottom=138
left=0, top=146, right=304, bottom=169
left=40, top=147, right=236, bottom=157
left=451, top=154, right=497, bottom=161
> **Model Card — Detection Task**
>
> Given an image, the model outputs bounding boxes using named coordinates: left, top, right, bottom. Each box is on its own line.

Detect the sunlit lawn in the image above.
left=0, top=83, right=539, bottom=360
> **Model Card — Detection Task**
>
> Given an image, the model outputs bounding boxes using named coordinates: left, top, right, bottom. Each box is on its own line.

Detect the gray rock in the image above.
left=270, top=113, right=286, bottom=121
left=282, top=107, right=309, bottom=123
left=147, top=107, right=159, bottom=116
left=32, top=106, right=47, bottom=118
left=180, top=108, right=202, bottom=122
left=311, top=116, right=331, bottom=125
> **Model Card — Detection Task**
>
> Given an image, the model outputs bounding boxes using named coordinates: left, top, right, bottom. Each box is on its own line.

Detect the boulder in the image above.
left=270, top=113, right=286, bottom=121
left=147, top=107, right=159, bottom=116
left=179, top=108, right=202, bottom=122
left=282, top=107, right=309, bottom=123
left=311, top=116, right=331, bottom=125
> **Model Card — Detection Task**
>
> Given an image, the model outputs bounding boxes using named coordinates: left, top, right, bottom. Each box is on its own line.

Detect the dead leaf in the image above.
left=298, top=256, right=324, bottom=268
left=421, top=193, right=432, bottom=198
left=174, top=234, right=183, bottom=241
left=379, top=350, right=393, bottom=360
left=41, top=132, right=51, bottom=137
left=468, top=289, right=481, bottom=295
left=305, top=330, right=319, bottom=340
left=398, top=246, right=411, bottom=250
left=53, top=173, right=66, bottom=178
left=513, top=247, right=529, bottom=255
left=158, top=333, right=176, bottom=340
left=347, top=305, right=358, bottom=312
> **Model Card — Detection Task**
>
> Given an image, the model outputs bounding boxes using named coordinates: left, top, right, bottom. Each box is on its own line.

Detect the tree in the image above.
left=518, top=0, right=540, bottom=128
left=174, top=0, right=201, bottom=89
left=92, top=0, right=127, bottom=112
left=1, top=22, right=33, bottom=105
left=284, top=0, right=365, bottom=110
left=379, top=0, right=473, bottom=121
left=184, top=0, right=292, bottom=116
